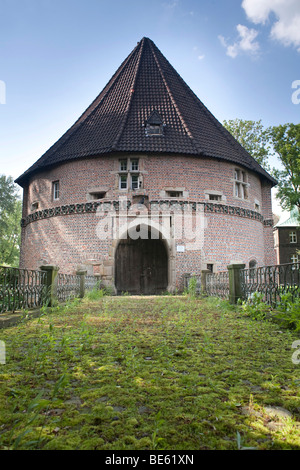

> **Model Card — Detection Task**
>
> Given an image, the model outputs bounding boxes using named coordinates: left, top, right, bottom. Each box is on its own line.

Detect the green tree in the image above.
left=0, top=175, right=22, bottom=266
left=268, top=123, right=300, bottom=215
left=223, top=118, right=272, bottom=170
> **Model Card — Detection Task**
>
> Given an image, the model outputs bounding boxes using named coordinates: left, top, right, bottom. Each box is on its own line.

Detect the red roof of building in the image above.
left=16, top=37, right=276, bottom=186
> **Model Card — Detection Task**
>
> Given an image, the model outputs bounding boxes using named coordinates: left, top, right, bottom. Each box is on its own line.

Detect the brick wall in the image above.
left=19, top=153, right=276, bottom=290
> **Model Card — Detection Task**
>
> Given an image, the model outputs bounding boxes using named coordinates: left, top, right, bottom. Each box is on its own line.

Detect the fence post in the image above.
left=227, top=264, right=245, bottom=304
left=201, top=269, right=210, bottom=295
left=76, top=270, right=87, bottom=298
left=40, top=265, right=60, bottom=306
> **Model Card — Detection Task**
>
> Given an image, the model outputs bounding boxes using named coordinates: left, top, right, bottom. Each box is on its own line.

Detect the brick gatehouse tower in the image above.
left=16, top=37, right=276, bottom=294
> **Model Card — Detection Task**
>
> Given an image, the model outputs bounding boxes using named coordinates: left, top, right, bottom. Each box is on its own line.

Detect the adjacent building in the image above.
left=274, top=207, right=300, bottom=265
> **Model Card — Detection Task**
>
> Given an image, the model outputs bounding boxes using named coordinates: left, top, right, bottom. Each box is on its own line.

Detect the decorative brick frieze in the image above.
left=21, top=200, right=267, bottom=228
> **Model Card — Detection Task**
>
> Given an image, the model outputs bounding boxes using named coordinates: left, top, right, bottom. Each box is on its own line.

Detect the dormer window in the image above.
left=145, top=110, right=164, bottom=136
left=147, top=124, right=163, bottom=135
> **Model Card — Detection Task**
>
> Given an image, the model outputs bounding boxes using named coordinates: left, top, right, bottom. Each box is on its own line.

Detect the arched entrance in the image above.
left=115, top=227, right=168, bottom=295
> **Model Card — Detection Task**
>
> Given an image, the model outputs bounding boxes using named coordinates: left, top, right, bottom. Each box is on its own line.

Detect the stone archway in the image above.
left=115, top=226, right=169, bottom=295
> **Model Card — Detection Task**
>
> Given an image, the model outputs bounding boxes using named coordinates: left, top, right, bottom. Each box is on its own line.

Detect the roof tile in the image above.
left=16, top=37, right=276, bottom=186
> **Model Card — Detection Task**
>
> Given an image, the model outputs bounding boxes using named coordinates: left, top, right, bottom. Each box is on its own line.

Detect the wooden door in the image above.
left=115, top=236, right=168, bottom=294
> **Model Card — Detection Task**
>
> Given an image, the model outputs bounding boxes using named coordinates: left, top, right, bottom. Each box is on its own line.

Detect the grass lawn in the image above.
left=0, top=293, right=299, bottom=450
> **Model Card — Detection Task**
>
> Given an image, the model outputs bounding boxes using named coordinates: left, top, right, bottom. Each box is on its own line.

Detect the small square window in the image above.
left=166, top=191, right=183, bottom=198
left=209, top=194, right=221, bottom=201
left=53, top=181, right=60, bottom=200
left=31, top=201, right=39, bottom=211
left=89, top=192, right=106, bottom=200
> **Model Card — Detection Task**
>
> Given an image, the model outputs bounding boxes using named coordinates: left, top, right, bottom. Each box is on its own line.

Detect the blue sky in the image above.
left=0, top=0, right=299, bottom=217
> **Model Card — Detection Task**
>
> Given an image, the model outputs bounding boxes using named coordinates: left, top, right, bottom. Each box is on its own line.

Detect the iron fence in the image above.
left=183, top=274, right=201, bottom=294
left=85, top=275, right=101, bottom=291
left=206, top=271, right=230, bottom=300
left=0, top=266, right=48, bottom=314
left=1, top=266, right=101, bottom=314
left=240, top=262, right=300, bottom=306
left=57, top=273, right=81, bottom=302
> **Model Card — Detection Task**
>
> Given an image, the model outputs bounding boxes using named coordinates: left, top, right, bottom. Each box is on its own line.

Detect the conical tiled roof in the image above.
left=15, top=37, right=276, bottom=186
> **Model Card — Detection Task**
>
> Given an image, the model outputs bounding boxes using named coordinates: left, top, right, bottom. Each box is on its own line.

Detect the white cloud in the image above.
left=162, top=0, right=179, bottom=9
left=242, top=0, right=300, bottom=51
left=219, top=24, right=260, bottom=58
left=193, top=46, right=205, bottom=61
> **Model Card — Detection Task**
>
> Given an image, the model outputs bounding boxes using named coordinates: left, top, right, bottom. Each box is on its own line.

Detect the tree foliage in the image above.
left=268, top=123, right=300, bottom=214
left=0, top=175, right=22, bottom=266
left=223, top=119, right=300, bottom=216
left=223, top=118, right=272, bottom=171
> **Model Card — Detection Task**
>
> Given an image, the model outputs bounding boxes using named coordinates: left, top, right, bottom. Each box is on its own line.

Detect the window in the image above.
left=234, top=169, right=248, bottom=199
left=119, top=159, right=127, bottom=171
left=118, top=158, right=141, bottom=190
left=207, top=264, right=213, bottom=273
left=53, top=181, right=60, bottom=200
left=131, top=174, right=139, bottom=190
left=145, top=110, right=164, bottom=136
left=146, top=123, right=163, bottom=136
left=89, top=191, right=106, bottom=200
left=291, top=254, right=300, bottom=269
left=209, top=194, right=222, bottom=201
left=290, top=231, right=297, bottom=243
left=131, top=159, right=139, bottom=171
left=255, top=203, right=260, bottom=212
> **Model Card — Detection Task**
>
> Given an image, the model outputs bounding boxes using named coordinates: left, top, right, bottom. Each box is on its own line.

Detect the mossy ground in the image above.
left=0, top=294, right=299, bottom=450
